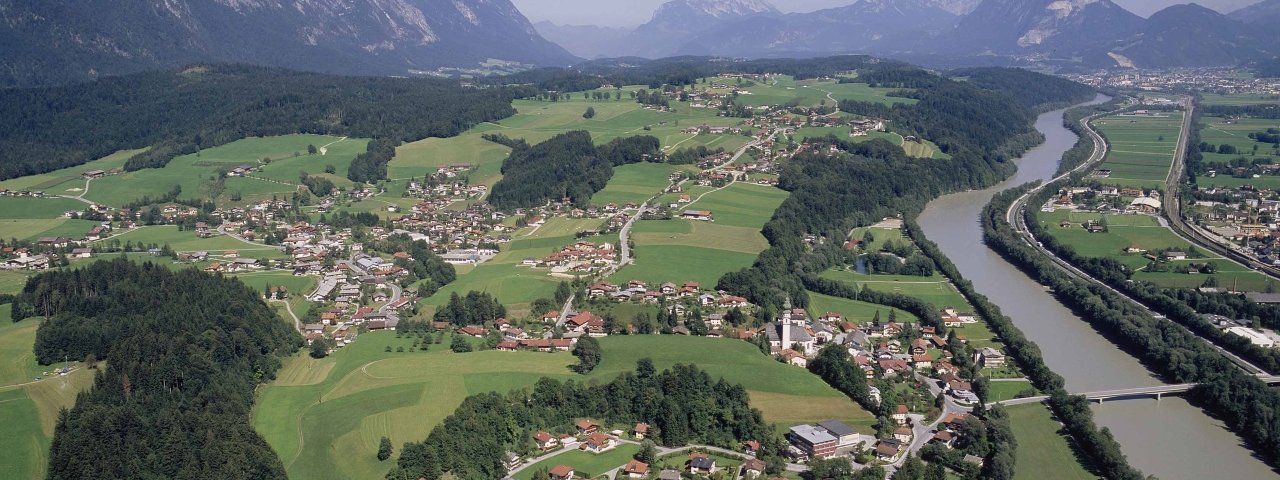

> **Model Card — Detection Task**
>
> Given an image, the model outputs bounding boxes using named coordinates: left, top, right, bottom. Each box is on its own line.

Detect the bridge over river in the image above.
left=997, top=375, right=1280, bottom=406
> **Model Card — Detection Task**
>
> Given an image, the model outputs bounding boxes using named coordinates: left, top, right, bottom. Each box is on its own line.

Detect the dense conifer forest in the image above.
left=0, top=64, right=522, bottom=182
left=11, top=258, right=300, bottom=479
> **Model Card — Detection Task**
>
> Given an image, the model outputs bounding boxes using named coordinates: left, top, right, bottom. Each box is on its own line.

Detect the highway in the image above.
left=1003, top=100, right=1269, bottom=376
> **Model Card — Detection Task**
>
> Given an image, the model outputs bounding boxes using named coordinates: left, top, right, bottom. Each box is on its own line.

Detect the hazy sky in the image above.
left=512, top=0, right=1264, bottom=28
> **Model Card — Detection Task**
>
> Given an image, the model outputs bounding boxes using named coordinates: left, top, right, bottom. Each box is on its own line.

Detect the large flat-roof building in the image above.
left=788, top=425, right=837, bottom=459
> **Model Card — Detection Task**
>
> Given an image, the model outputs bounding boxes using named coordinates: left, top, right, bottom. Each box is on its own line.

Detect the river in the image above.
left=917, top=95, right=1278, bottom=478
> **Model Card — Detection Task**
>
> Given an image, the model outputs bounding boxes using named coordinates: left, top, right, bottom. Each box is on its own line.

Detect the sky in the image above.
left=512, top=0, right=1264, bottom=28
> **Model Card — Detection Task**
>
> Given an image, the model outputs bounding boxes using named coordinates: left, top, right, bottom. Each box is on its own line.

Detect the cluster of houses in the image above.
left=1042, top=185, right=1164, bottom=216
left=584, top=280, right=750, bottom=309
left=523, top=241, right=617, bottom=276
left=524, top=420, right=757, bottom=480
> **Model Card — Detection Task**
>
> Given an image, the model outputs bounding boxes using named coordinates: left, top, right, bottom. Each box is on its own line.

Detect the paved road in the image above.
left=1004, top=101, right=1268, bottom=376
left=271, top=298, right=302, bottom=332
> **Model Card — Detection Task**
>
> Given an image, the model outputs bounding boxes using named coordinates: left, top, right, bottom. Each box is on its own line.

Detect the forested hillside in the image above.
left=0, top=64, right=522, bottom=182
left=11, top=259, right=300, bottom=479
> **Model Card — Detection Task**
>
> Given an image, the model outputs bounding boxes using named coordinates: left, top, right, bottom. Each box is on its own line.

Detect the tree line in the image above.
left=0, top=64, right=520, bottom=183
left=11, top=258, right=300, bottom=479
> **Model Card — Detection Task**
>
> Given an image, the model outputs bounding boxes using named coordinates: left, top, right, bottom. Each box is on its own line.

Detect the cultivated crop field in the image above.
left=1200, top=93, right=1280, bottom=106
left=1091, top=112, right=1184, bottom=189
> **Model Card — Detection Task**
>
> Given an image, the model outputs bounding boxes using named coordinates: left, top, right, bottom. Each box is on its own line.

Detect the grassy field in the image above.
left=1036, top=210, right=1272, bottom=291
left=820, top=268, right=970, bottom=311
left=0, top=196, right=103, bottom=240
left=1195, top=115, right=1280, bottom=189
left=1091, top=112, right=1184, bottom=189
left=254, top=333, right=872, bottom=480
left=611, top=183, right=787, bottom=287
left=986, top=380, right=1034, bottom=402
left=591, top=163, right=685, bottom=207
left=0, top=149, right=146, bottom=193
left=805, top=291, right=918, bottom=324
left=254, top=332, right=578, bottom=480
left=0, top=314, right=96, bottom=480
left=515, top=444, right=642, bottom=480
left=1200, top=93, right=1280, bottom=106
left=1007, top=403, right=1098, bottom=480
left=587, top=336, right=873, bottom=429
left=97, top=225, right=273, bottom=252
left=388, top=91, right=748, bottom=186
left=421, top=218, right=608, bottom=314
left=77, top=135, right=362, bottom=207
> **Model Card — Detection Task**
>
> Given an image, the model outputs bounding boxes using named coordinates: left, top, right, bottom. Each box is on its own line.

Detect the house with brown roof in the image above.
left=549, top=464, right=574, bottom=480
left=622, top=459, right=650, bottom=478
left=575, top=419, right=599, bottom=435
left=533, top=431, right=558, bottom=451
left=634, top=422, right=649, bottom=439
left=580, top=432, right=616, bottom=453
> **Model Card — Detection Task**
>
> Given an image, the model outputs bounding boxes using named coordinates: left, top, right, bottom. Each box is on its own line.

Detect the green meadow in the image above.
left=1091, top=112, right=1184, bottom=189
left=0, top=196, right=101, bottom=240
left=253, top=333, right=872, bottom=480
left=1200, top=93, right=1280, bottom=106
left=591, top=162, right=689, bottom=207
left=1195, top=115, right=1280, bottom=190
left=514, top=444, right=642, bottom=480
left=0, top=149, right=146, bottom=194
left=1008, top=403, right=1099, bottom=480
left=611, top=183, right=787, bottom=287
left=805, top=291, right=918, bottom=324
left=0, top=313, right=96, bottom=480
left=1036, top=210, right=1272, bottom=291
left=421, top=217, right=609, bottom=314
left=80, top=134, right=362, bottom=207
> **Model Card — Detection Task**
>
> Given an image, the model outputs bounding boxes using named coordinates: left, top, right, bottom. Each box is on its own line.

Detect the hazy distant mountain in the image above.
left=0, top=0, right=577, bottom=87
left=533, top=21, right=633, bottom=59
left=672, top=0, right=959, bottom=57
left=1229, top=0, right=1280, bottom=24
left=1104, top=3, right=1277, bottom=68
left=617, top=0, right=782, bottom=58
left=943, top=0, right=1144, bottom=55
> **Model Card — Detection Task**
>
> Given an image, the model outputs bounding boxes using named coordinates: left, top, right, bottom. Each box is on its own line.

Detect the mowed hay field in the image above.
left=0, top=196, right=100, bottom=240
left=587, top=336, right=874, bottom=429
left=421, top=217, right=610, bottom=313
left=611, top=183, right=788, bottom=286
left=0, top=148, right=145, bottom=194
left=0, top=311, right=96, bottom=480
left=1036, top=210, right=1272, bottom=291
left=253, top=332, right=578, bottom=480
left=591, top=162, right=690, bottom=207
left=1091, top=112, right=1183, bottom=189
left=253, top=333, right=868, bottom=480
left=82, top=134, right=363, bottom=207
left=1008, top=403, right=1099, bottom=480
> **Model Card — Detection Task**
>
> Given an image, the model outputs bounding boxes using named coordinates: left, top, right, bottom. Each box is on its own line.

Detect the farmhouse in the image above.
left=681, top=210, right=714, bottom=221
left=549, top=465, right=574, bottom=480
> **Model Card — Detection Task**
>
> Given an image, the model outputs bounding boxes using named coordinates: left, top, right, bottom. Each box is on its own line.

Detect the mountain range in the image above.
left=0, top=0, right=576, bottom=87
left=3, top=0, right=1280, bottom=88
left=539, top=0, right=1280, bottom=69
